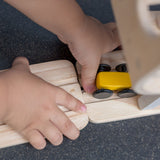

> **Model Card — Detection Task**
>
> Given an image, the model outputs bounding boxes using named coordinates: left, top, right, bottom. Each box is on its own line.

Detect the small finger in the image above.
left=25, top=129, right=46, bottom=150
left=50, top=107, right=80, bottom=140
left=40, top=120, right=63, bottom=146
left=55, top=87, right=86, bottom=113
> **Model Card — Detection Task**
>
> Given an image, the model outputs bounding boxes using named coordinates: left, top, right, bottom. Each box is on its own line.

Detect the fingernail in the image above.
left=80, top=105, right=87, bottom=112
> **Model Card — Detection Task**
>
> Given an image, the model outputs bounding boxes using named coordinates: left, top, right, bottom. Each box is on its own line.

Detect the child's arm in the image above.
left=4, top=0, right=120, bottom=93
left=4, top=0, right=85, bottom=42
left=0, top=57, right=86, bottom=149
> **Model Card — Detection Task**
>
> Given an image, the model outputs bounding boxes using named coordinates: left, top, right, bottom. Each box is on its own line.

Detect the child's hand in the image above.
left=4, top=0, right=120, bottom=94
left=0, top=57, right=86, bottom=150
left=59, top=16, right=120, bottom=93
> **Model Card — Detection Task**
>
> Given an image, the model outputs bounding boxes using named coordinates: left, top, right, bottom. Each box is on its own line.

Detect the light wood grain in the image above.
left=0, top=125, right=27, bottom=149
left=33, top=60, right=78, bottom=86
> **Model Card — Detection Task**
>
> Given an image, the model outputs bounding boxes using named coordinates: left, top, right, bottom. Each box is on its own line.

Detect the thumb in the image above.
left=12, top=57, right=30, bottom=71
left=81, top=59, right=100, bottom=94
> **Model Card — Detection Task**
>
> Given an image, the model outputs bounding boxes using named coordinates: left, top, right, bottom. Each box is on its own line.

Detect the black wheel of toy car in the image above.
left=117, top=89, right=137, bottom=98
left=98, top=64, right=111, bottom=72
left=115, top=63, right=128, bottom=72
left=93, top=89, right=113, bottom=99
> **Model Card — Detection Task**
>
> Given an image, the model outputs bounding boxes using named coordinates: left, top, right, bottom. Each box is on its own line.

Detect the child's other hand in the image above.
left=59, top=16, right=120, bottom=93
left=0, top=57, right=86, bottom=150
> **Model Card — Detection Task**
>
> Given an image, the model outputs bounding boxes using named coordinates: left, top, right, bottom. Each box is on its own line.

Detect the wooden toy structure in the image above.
left=111, top=0, right=160, bottom=109
left=0, top=0, right=160, bottom=149
left=112, top=0, right=160, bottom=95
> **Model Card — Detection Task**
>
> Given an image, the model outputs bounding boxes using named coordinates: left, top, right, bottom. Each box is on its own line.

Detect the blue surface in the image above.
left=1, top=0, right=160, bottom=159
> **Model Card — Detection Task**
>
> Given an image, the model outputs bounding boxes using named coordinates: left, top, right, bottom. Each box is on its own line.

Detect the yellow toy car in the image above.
left=93, top=63, right=137, bottom=99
